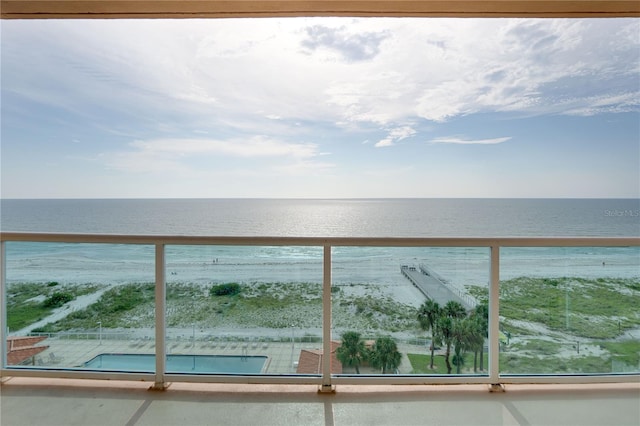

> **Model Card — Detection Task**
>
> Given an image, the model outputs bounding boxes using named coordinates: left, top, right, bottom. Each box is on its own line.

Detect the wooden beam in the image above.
left=2, top=0, right=639, bottom=19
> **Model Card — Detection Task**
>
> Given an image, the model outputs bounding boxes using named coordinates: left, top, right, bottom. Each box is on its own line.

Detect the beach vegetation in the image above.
left=334, top=288, right=417, bottom=332
left=32, top=281, right=416, bottom=332
left=468, top=277, right=640, bottom=339
left=210, top=283, right=241, bottom=296
left=33, top=283, right=155, bottom=332
left=498, top=352, right=620, bottom=374
left=599, top=340, right=640, bottom=367
left=6, top=282, right=102, bottom=331
left=499, top=276, right=640, bottom=339
left=42, top=292, right=74, bottom=308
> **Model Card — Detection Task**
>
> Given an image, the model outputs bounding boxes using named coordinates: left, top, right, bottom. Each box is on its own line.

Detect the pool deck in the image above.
left=19, top=337, right=420, bottom=374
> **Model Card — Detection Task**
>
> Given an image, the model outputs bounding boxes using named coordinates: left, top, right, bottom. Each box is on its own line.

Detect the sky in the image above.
left=1, top=18, right=639, bottom=199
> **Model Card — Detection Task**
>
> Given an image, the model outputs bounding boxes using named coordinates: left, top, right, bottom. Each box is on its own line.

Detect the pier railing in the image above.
left=1, top=233, right=638, bottom=390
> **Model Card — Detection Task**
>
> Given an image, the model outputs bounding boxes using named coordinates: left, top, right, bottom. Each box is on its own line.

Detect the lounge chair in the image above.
left=49, top=352, right=63, bottom=363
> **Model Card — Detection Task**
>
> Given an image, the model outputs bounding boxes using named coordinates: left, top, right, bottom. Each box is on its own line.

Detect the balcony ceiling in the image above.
left=1, top=0, right=639, bottom=19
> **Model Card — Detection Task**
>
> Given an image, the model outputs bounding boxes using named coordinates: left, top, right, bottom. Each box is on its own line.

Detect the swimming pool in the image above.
left=83, top=353, right=268, bottom=374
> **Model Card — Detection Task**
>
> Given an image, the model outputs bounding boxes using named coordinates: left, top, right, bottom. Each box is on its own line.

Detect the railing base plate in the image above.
left=318, top=384, right=336, bottom=393
left=149, top=382, right=170, bottom=391
left=489, top=384, right=505, bottom=393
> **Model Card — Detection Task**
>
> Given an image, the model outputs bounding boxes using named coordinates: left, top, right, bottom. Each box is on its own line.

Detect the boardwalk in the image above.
left=401, top=265, right=475, bottom=310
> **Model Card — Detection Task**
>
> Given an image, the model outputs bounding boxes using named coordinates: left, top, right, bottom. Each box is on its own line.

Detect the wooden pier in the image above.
left=401, top=264, right=475, bottom=310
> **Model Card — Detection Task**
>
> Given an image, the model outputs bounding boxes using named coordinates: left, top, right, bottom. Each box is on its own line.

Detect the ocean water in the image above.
left=2, top=198, right=639, bottom=237
left=1, top=198, right=639, bottom=286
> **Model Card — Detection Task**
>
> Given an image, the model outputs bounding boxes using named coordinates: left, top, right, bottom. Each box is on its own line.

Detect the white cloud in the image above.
left=301, top=24, right=389, bottom=61
left=2, top=18, right=638, bottom=198
left=5, top=18, right=637, bottom=133
left=562, top=92, right=640, bottom=116
left=105, top=136, right=327, bottom=175
left=129, top=137, right=319, bottom=159
left=375, top=126, right=417, bottom=147
left=429, top=136, right=512, bottom=145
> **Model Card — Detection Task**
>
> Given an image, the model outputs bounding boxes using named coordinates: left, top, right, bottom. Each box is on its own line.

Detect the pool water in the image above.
left=83, top=353, right=268, bottom=374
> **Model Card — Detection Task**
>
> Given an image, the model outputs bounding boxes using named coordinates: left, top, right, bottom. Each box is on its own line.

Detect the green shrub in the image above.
left=210, top=283, right=241, bottom=296
left=42, top=292, right=74, bottom=308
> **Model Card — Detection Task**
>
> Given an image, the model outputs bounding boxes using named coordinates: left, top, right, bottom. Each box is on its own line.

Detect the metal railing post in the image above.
left=488, top=244, right=502, bottom=390
left=0, top=241, right=6, bottom=374
left=153, top=243, right=167, bottom=390
left=320, top=244, right=334, bottom=392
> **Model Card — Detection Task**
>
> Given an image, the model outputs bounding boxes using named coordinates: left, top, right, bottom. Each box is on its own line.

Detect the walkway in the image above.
left=401, top=265, right=474, bottom=310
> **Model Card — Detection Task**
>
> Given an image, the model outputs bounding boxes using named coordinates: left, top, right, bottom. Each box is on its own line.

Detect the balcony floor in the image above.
left=1, top=378, right=638, bottom=426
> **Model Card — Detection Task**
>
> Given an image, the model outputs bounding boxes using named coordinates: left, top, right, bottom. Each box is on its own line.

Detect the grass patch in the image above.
left=408, top=353, right=488, bottom=374
left=8, top=303, right=52, bottom=332
left=34, top=283, right=155, bottom=332
left=7, top=282, right=102, bottom=331
left=500, top=277, right=640, bottom=339
left=599, top=340, right=640, bottom=367
left=510, top=339, right=562, bottom=356
left=408, top=353, right=447, bottom=374
left=499, top=353, right=614, bottom=374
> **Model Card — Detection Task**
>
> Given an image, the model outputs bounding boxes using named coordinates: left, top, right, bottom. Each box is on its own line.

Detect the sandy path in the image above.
left=12, top=284, right=116, bottom=336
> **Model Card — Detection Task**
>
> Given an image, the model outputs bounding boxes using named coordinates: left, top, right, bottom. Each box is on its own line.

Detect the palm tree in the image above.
left=452, top=317, right=476, bottom=374
left=443, top=300, right=467, bottom=319
left=466, top=317, right=485, bottom=373
left=436, top=316, right=454, bottom=374
left=336, top=331, right=367, bottom=374
left=417, top=299, right=441, bottom=369
left=470, top=303, right=489, bottom=372
left=435, top=300, right=468, bottom=374
left=369, top=336, right=402, bottom=374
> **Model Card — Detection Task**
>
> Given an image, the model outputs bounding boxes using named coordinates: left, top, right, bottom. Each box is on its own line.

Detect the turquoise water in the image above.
left=2, top=198, right=638, bottom=285
left=83, top=353, right=268, bottom=374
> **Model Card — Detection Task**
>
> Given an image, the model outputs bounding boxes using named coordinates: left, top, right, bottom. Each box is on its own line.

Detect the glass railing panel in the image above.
left=164, top=245, right=323, bottom=375
left=331, top=246, right=490, bottom=376
left=4, top=242, right=155, bottom=372
left=499, top=246, right=640, bottom=375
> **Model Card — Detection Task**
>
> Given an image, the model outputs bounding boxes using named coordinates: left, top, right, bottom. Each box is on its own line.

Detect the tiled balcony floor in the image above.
left=1, top=378, right=638, bottom=426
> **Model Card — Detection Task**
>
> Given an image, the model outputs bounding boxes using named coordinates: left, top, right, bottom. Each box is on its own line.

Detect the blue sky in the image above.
left=1, top=18, right=639, bottom=198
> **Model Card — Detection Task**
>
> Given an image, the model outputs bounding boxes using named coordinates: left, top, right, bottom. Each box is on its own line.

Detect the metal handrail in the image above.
left=1, top=232, right=638, bottom=389
left=2, top=232, right=639, bottom=246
